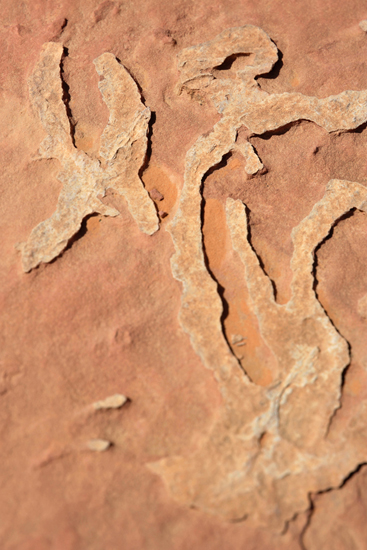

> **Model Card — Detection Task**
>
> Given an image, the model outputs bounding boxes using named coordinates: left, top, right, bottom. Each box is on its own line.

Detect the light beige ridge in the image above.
left=20, top=42, right=158, bottom=272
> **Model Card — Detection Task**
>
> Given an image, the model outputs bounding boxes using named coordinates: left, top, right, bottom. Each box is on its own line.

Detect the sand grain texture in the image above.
left=2, top=1, right=367, bottom=549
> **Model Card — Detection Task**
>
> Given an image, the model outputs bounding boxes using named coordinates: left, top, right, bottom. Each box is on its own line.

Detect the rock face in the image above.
left=2, top=1, right=367, bottom=549
left=150, top=28, right=367, bottom=528
left=20, top=41, right=158, bottom=272
left=304, top=465, right=367, bottom=550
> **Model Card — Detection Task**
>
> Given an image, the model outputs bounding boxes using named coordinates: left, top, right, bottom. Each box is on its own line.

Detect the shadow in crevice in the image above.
left=253, top=119, right=311, bottom=141
left=312, top=208, right=356, bottom=298
left=244, top=204, right=278, bottom=302
left=116, top=57, right=147, bottom=103
left=49, top=213, right=100, bottom=266
left=344, top=120, right=367, bottom=135
left=200, top=153, right=278, bottom=371
left=213, top=52, right=252, bottom=72
left=257, top=47, right=284, bottom=81
left=312, top=208, right=358, bottom=435
left=200, top=157, right=234, bottom=356
left=300, top=461, right=367, bottom=549
left=200, top=157, right=258, bottom=380
left=139, top=110, right=156, bottom=182
left=202, top=151, right=233, bottom=183
left=60, top=47, right=77, bottom=148
left=200, top=194, right=231, bottom=343
left=138, top=111, right=161, bottom=223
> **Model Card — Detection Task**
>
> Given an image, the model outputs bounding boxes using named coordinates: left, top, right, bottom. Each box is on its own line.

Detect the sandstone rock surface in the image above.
left=2, top=1, right=367, bottom=549
left=151, top=27, right=367, bottom=529
left=20, top=42, right=158, bottom=272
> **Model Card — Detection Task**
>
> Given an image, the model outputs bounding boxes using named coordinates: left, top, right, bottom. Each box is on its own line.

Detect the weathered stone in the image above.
left=303, top=466, right=367, bottom=550
left=19, top=42, right=158, bottom=272
left=150, top=26, right=367, bottom=529
left=2, top=1, right=367, bottom=548
left=93, top=393, right=127, bottom=410
left=87, top=438, right=111, bottom=451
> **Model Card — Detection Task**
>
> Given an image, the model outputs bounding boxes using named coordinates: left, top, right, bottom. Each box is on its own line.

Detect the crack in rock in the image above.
left=20, top=42, right=158, bottom=272
left=300, top=462, right=367, bottom=549
left=149, top=26, right=367, bottom=530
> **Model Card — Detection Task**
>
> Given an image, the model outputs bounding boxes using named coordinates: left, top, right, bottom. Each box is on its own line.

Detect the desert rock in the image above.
left=2, top=1, right=367, bottom=549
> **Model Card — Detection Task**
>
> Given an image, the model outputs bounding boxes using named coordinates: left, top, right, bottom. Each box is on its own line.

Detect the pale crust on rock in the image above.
left=20, top=42, right=158, bottom=272
left=93, top=393, right=127, bottom=410
left=149, top=26, right=367, bottom=529
left=87, top=439, right=111, bottom=452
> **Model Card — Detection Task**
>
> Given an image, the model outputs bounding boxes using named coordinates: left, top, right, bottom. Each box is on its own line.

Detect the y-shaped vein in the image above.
left=20, top=42, right=158, bottom=272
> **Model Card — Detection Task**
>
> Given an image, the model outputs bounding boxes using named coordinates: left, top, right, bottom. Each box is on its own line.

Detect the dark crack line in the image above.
left=256, top=45, right=283, bottom=82
left=116, top=58, right=146, bottom=101
left=244, top=203, right=278, bottom=301
left=299, top=494, right=314, bottom=550
left=60, top=47, right=76, bottom=148
left=28, top=213, right=101, bottom=275
left=138, top=110, right=162, bottom=225
left=253, top=119, right=318, bottom=141
left=115, top=61, right=159, bottom=223
left=312, top=208, right=359, bottom=436
left=213, top=52, right=252, bottom=72
left=200, top=155, right=253, bottom=381
left=281, top=511, right=299, bottom=536
left=138, top=110, right=156, bottom=185
left=200, top=153, right=278, bottom=380
left=300, top=462, right=367, bottom=549
left=252, top=115, right=366, bottom=144
left=45, top=213, right=101, bottom=269
left=300, top=208, right=366, bottom=543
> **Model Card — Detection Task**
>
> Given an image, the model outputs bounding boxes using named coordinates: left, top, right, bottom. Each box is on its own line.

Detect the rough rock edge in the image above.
left=93, top=393, right=127, bottom=410
left=20, top=42, right=158, bottom=272
left=300, top=462, right=367, bottom=549
left=151, top=26, right=367, bottom=530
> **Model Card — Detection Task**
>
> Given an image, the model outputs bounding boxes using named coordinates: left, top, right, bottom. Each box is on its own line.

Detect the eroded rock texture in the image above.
left=2, top=1, right=367, bottom=549
left=20, top=41, right=158, bottom=272
left=150, top=27, right=367, bottom=530
left=303, top=465, right=367, bottom=549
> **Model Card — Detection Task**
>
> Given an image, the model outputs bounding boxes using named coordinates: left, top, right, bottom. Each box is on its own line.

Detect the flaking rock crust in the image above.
left=2, top=1, right=367, bottom=549
left=20, top=42, right=158, bottom=272
left=150, top=27, right=367, bottom=529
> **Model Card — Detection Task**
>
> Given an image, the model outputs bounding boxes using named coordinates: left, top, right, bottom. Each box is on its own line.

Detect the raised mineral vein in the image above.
left=20, top=42, right=158, bottom=272
left=150, top=26, right=367, bottom=529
